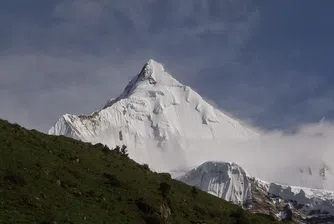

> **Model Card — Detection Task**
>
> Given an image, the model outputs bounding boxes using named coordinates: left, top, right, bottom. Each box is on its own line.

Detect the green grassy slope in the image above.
left=0, top=119, right=280, bottom=224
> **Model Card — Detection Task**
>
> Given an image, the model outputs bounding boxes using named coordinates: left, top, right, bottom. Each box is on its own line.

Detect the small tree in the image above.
left=191, top=186, right=198, bottom=198
left=142, top=163, right=150, bottom=171
left=159, top=182, right=171, bottom=199
left=121, top=145, right=128, bottom=157
left=102, top=145, right=110, bottom=153
left=103, top=173, right=121, bottom=186
left=114, top=145, right=120, bottom=153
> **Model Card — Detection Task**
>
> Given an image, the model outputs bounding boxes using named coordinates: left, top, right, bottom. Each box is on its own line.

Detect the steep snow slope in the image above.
left=179, top=161, right=334, bottom=223
left=178, top=161, right=252, bottom=205
left=49, top=59, right=257, bottom=172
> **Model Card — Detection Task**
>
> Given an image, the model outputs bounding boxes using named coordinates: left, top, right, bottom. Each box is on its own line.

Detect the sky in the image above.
left=1, top=0, right=334, bottom=132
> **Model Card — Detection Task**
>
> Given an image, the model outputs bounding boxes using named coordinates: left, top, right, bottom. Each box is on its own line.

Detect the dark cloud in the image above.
left=0, top=0, right=334, bottom=132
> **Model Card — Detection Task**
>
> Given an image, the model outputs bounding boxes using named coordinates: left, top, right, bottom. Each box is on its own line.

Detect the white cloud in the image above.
left=176, top=119, right=334, bottom=191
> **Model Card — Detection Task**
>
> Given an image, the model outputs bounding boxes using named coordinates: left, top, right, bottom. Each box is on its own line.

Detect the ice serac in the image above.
left=49, top=59, right=257, bottom=172
left=178, top=161, right=252, bottom=205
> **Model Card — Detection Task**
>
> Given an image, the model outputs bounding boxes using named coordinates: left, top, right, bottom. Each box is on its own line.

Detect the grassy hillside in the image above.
left=0, top=119, right=280, bottom=224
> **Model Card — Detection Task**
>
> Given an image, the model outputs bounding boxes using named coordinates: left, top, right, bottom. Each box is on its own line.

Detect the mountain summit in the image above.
left=135, top=59, right=181, bottom=86
left=49, top=59, right=256, bottom=173
left=103, top=59, right=182, bottom=109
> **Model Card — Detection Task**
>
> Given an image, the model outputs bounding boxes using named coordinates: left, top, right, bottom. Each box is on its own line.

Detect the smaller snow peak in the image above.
left=179, top=161, right=252, bottom=205
left=102, top=59, right=182, bottom=109
left=198, top=161, right=250, bottom=177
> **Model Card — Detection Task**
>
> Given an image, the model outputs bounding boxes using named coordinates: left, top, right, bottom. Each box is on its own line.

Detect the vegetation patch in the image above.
left=0, top=119, right=284, bottom=224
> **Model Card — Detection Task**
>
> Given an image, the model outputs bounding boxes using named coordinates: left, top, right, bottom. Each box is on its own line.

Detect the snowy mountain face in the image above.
left=49, top=59, right=256, bottom=173
left=179, top=161, right=334, bottom=223
left=178, top=161, right=251, bottom=205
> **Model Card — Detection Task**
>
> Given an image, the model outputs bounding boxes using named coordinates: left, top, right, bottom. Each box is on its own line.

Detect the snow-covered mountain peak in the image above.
left=178, top=161, right=252, bottom=205
left=103, top=59, right=182, bottom=109
left=138, top=59, right=180, bottom=86
left=49, top=59, right=257, bottom=172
